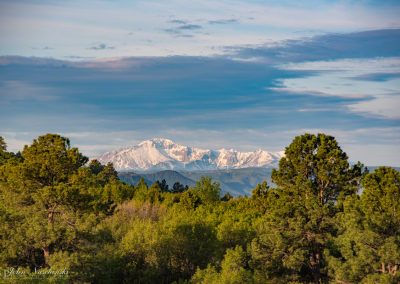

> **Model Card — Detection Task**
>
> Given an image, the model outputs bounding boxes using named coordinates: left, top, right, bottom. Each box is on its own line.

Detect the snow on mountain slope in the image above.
left=97, top=138, right=284, bottom=171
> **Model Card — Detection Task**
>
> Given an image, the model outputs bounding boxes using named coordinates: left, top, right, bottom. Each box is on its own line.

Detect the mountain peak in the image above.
left=150, top=137, right=175, bottom=144
left=139, top=137, right=175, bottom=146
left=97, top=138, right=283, bottom=171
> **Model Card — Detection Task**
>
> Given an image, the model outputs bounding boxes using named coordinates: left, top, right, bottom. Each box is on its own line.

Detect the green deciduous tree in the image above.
left=192, top=246, right=253, bottom=284
left=0, top=136, right=20, bottom=165
left=117, top=205, right=220, bottom=283
left=194, top=176, right=221, bottom=204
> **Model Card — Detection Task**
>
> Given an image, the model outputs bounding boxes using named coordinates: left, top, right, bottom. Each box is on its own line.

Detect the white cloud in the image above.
left=276, top=57, right=400, bottom=119
left=280, top=57, right=400, bottom=72
left=348, top=94, right=400, bottom=119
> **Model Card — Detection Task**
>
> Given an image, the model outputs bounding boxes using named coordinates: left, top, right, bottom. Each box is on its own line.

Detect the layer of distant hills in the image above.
left=118, top=168, right=274, bottom=196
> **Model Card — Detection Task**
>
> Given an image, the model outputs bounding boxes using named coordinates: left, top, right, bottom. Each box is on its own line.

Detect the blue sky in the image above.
left=0, top=0, right=399, bottom=166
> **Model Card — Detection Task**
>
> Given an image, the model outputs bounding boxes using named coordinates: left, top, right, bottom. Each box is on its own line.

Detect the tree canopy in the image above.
left=0, top=133, right=398, bottom=283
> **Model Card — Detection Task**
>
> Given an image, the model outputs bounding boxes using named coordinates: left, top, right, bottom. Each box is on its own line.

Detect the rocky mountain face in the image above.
left=97, top=138, right=284, bottom=171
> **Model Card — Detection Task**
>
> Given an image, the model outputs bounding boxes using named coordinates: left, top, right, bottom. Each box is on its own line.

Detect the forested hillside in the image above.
left=118, top=167, right=273, bottom=196
left=0, top=133, right=399, bottom=283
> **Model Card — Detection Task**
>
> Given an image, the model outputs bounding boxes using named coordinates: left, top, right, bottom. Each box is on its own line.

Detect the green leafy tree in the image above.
left=156, top=179, right=169, bottom=192
left=147, top=182, right=163, bottom=203
left=192, top=246, right=253, bottom=284
left=118, top=206, right=220, bottom=283
left=250, top=181, right=270, bottom=213
left=88, top=159, right=104, bottom=175
left=0, top=136, right=6, bottom=151
left=251, top=181, right=268, bottom=199
left=20, top=134, right=88, bottom=187
left=180, top=189, right=202, bottom=210
left=133, top=177, right=149, bottom=202
left=221, top=192, right=233, bottom=201
left=214, top=198, right=259, bottom=250
left=194, top=176, right=221, bottom=204
left=329, top=167, right=400, bottom=283
left=2, top=132, right=397, bottom=283
left=0, top=136, right=8, bottom=165
left=172, top=182, right=189, bottom=193
left=251, top=133, right=363, bottom=283
left=0, top=134, right=130, bottom=275
left=0, top=136, right=20, bottom=165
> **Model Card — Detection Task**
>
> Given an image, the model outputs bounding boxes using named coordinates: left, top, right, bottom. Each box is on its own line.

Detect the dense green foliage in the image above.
left=0, top=133, right=398, bottom=283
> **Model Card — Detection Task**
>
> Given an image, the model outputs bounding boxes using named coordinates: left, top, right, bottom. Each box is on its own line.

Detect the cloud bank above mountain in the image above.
left=0, top=5, right=399, bottom=167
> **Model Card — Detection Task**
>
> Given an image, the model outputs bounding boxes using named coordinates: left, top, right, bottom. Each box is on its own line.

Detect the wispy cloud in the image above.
left=1, top=0, right=400, bottom=58
left=208, top=19, right=238, bottom=25
left=169, top=19, right=187, bottom=24
left=177, top=24, right=202, bottom=30
left=163, top=28, right=193, bottom=37
left=348, top=94, right=400, bottom=120
left=163, top=21, right=203, bottom=38
left=349, top=72, right=400, bottom=82
left=32, top=46, right=54, bottom=50
left=275, top=57, right=400, bottom=119
left=87, top=43, right=115, bottom=50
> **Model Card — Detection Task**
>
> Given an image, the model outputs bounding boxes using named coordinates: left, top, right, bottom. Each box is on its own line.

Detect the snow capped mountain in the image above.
left=97, top=138, right=284, bottom=171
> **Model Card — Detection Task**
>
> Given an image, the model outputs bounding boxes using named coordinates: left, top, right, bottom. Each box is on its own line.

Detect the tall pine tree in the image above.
left=251, top=133, right=363, bottom=283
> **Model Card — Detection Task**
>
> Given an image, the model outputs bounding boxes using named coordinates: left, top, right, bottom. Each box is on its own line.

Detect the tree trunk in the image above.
left=42, top=246, right=50, bottom=267
left=388, top=264, right=398, bottom=275
left=310, top=251, right=321, bottom=283
left=393, top=264, right=398, bottom=275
